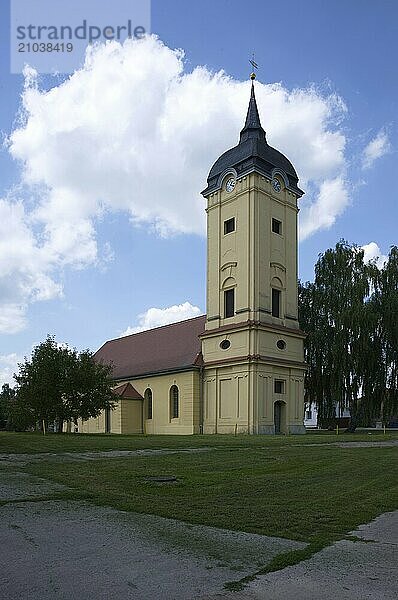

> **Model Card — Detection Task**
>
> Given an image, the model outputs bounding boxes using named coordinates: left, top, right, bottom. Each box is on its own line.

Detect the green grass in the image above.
left=1, top=429, right=397, bottom=454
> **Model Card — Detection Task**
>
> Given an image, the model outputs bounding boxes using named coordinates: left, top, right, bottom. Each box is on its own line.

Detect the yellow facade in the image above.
left=201, top=169, right=306, bottom=434
left=79, top=370, right=201, bottom=435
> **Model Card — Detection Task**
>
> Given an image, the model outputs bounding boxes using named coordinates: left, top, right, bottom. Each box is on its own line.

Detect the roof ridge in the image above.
left=106, top=313, right=206, bottom=344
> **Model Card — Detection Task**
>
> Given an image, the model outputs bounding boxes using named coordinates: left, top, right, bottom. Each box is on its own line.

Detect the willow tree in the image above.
left=298, top=282, right=336, bottom=428
left=368, top=246, right=398, bottom=423
left=299, top=241, right=376, bottom=430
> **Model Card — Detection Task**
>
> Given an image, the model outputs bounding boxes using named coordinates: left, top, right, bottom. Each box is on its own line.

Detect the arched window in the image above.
left=169, top=385, right=179, bottom=419
left=105, top=407, right=111, bottom=433
left=144, top=388, right=152, bottom=420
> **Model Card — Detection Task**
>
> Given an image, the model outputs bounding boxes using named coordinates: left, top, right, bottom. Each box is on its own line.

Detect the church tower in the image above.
left=200, top=75, right=306, bottom=434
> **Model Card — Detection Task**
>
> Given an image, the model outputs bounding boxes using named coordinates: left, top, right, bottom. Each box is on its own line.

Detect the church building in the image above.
left=80, top=75, right=307, bottom=436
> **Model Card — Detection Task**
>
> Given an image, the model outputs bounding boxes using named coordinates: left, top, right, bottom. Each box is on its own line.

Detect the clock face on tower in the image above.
left=225, top=177, right=236, bottom=192
left=272, top=178, right=281, bottom=193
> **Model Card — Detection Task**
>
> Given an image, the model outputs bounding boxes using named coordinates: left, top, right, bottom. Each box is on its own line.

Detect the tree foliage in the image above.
left=12, top=336, right=116, bottom=432
left=299, top=241, right=398, bottom=430
left=0, top=384, right=15, bottom=429
left=369, top=246, right=398, bottom=422
left=0, top=383, right=35, bottom=431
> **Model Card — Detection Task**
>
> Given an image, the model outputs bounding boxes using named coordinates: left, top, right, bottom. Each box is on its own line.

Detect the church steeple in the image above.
left=202, top=72, right=303, bottom=198
left=200, top=64, right=306, bottom=436
left=240, top=79, right=266, bottom=143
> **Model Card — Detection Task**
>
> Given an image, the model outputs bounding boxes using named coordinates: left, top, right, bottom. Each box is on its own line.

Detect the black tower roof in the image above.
left=240, top=81, right=265, bottom=142
left=202, top=81, right=303, bottom=197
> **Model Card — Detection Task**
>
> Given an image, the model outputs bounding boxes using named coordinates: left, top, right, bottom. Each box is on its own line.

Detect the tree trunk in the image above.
left=345, top=414, right=358, bottom=433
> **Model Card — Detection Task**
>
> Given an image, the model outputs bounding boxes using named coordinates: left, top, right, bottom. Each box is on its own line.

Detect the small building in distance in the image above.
left=81, top=75, right=307, bottom=435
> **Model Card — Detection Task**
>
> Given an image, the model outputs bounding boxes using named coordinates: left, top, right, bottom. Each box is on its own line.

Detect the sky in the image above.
left=0, top=0, right=397, bottom=386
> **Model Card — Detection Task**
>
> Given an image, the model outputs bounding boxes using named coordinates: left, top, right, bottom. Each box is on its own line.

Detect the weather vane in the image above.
left=249, top=53, right=259, bottom=80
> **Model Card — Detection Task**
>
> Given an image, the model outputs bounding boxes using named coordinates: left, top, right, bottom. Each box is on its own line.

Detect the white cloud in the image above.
left=0, top=305, right=27, bottom=335
left=362, top=129, right=391, bottom=169
left=4, top=35, right=350, bottom=331
left=0, top=353, right=21, bottom=387
left=121, top=301, right=202, bottom=336
left=0, top=197, right=63, bottom=333
left=299, top=177, right=349, bottom=240
left=361, top=242, right=388, bottom=269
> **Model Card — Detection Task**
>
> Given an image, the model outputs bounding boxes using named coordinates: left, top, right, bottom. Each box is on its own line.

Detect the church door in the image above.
left=274, top=401, right=286, bottom=434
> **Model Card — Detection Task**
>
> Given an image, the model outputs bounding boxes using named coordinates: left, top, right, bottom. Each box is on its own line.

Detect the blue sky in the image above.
left=0, top=0, right=396, bottom=384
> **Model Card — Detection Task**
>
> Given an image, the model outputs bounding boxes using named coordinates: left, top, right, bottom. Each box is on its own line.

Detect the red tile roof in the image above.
left=95, top=315, right=206, bottom=380
left=113, top=382, right=143, bottom=400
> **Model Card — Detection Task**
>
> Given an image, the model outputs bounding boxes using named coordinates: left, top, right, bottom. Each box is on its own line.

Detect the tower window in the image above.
left=170, top=385, right=179, bottom=419
left=272, top=288, right=281, bottom=318
left=272, top=218, right=282, bottom=235
left=224, top=217, right=235, bottom=235
left=224, top=289, right=235, bottom=318
left=274, top=380, right=285, bottom=394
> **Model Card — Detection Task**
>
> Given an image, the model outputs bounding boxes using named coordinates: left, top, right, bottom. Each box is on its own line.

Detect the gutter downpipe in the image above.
left=199, top=365, right=204, bottom=434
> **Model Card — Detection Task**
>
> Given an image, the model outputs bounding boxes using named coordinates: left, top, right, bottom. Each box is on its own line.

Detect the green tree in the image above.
left=368, top=246, right=398, bottom=423
left=14, top=336, right=116, bottom=432
left=298, top=282, right=336, bottom=428
left=0, top=383, right=35, bottom=431
left=0, top=384, right=14, bottom=429
left=299, top=241, right=376, bottom=431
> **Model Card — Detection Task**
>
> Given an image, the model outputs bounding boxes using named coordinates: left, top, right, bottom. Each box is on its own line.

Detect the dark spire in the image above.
left=239, top=78, right=266, bottom=143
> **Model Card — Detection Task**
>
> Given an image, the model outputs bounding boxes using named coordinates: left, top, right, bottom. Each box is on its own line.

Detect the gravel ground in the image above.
left=0, top=471, right=68, bottom=501
left=0, top=498, right=305, bottom=600
left=334, top=440, right=398, bottom=448
left=297, top=440, right=398, bottom=448
left=0, top=447, right=213, bottom=466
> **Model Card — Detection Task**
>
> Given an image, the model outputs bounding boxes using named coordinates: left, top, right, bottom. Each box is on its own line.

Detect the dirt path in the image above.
left=2, top=440, right=397, bottom=467
left=0, top=446, right=213, bottom=466
left=202, top=511, right=398, bottom=600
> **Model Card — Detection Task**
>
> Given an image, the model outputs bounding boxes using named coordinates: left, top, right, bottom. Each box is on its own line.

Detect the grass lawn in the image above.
left=1, top=429, right=397, bottom=454
left=1, top=431, right=397, bottom=578
left=24, top=443, right=397, bottom=542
